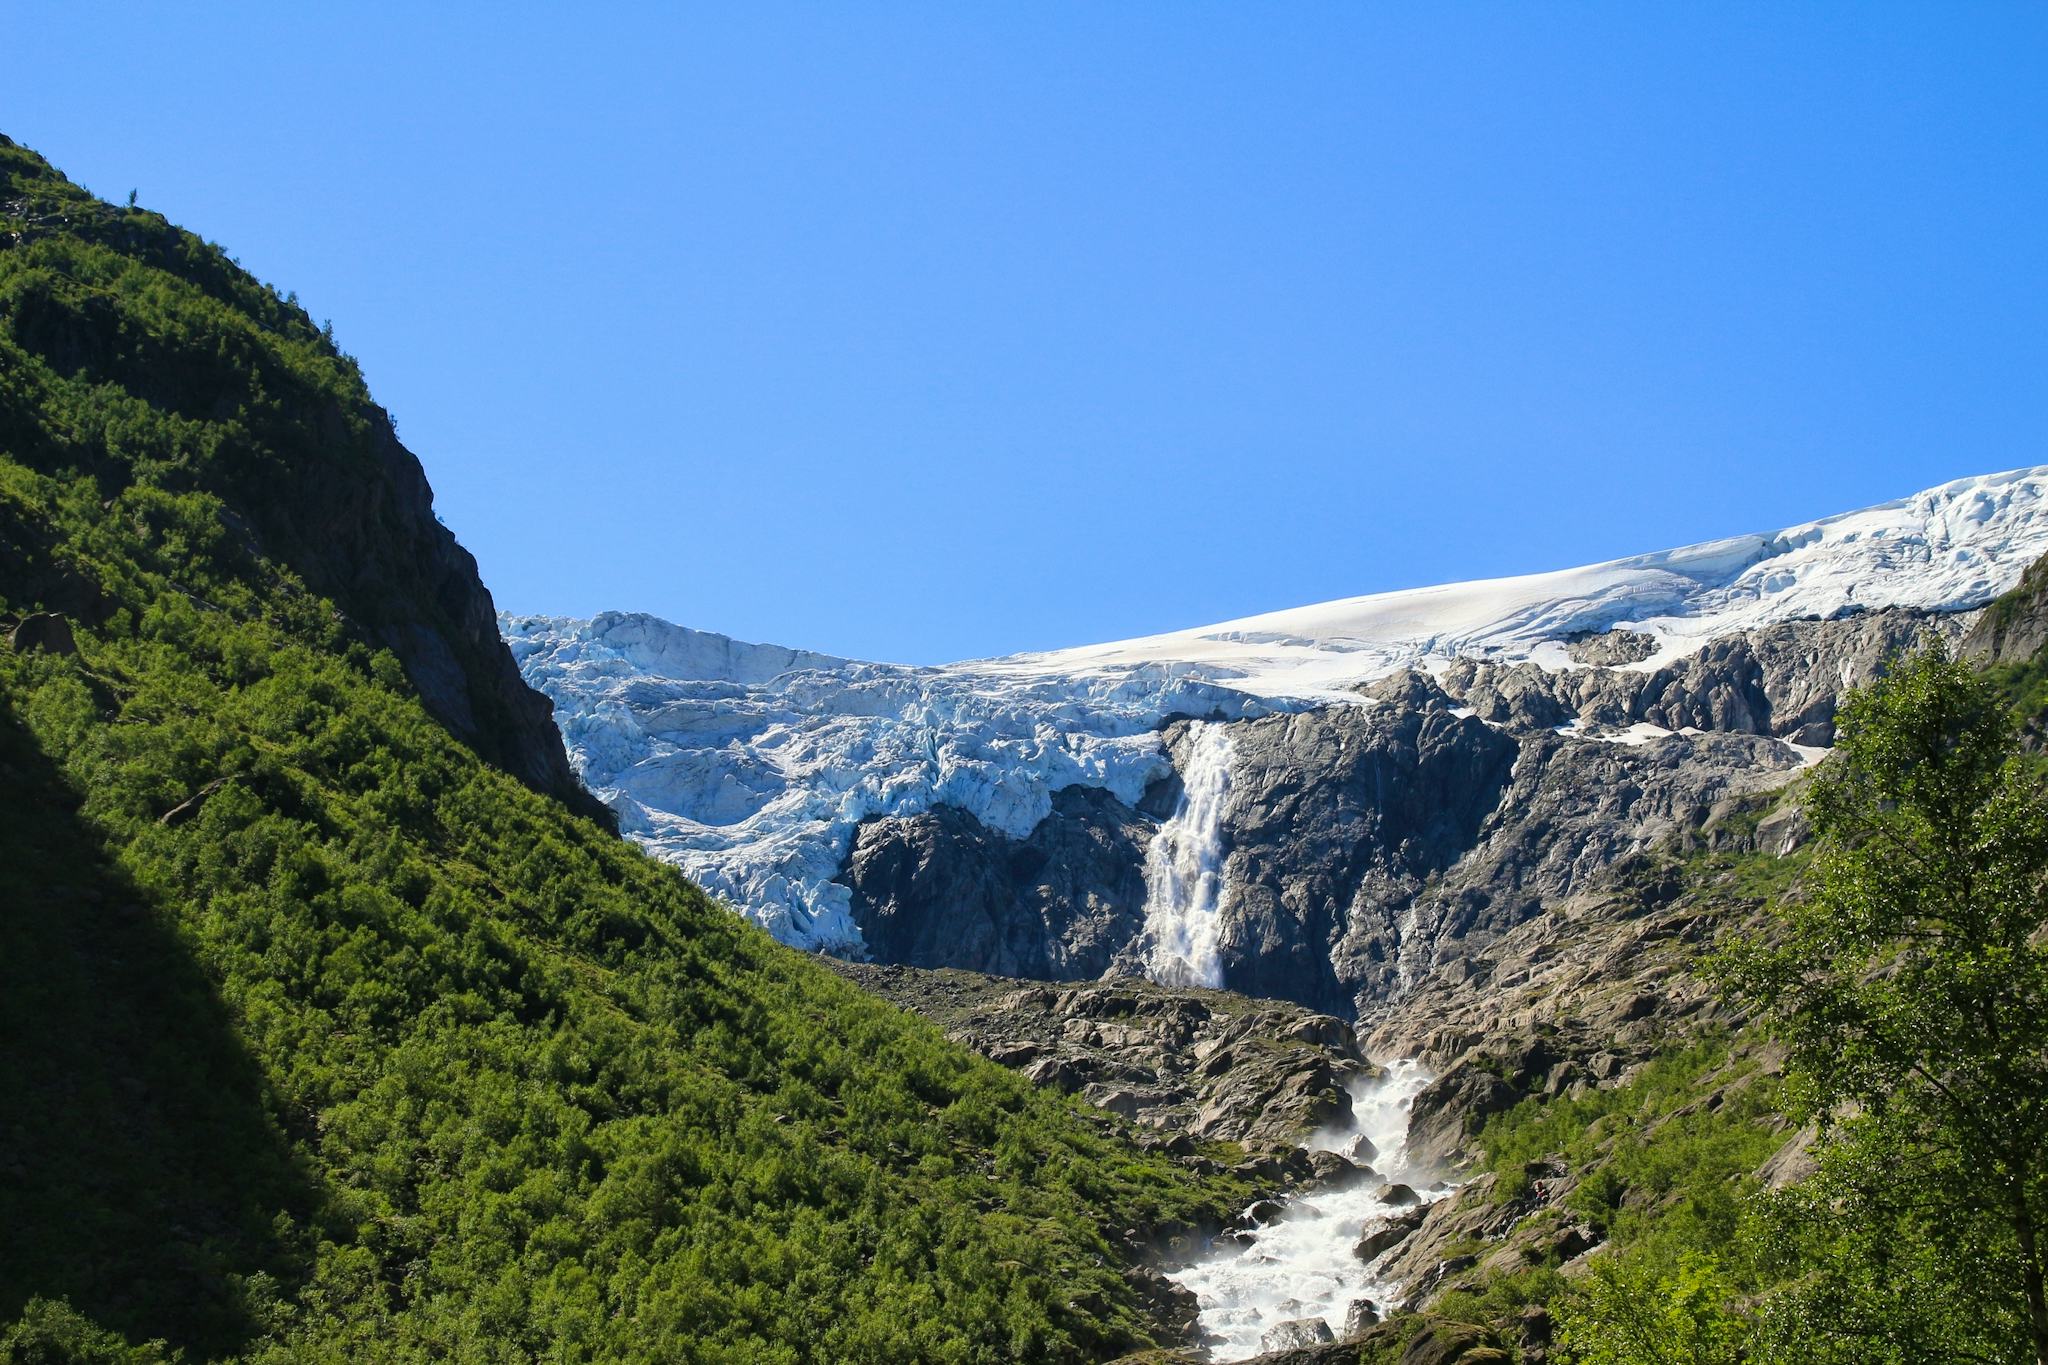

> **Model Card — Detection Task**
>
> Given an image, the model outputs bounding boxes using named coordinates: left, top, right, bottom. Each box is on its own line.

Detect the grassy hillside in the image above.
left=0, top=136, right=1245, bottom=1363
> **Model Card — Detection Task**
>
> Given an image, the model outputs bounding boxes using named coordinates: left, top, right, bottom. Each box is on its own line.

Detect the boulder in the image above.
left=1260, top=1317, right=1335, bottom=1352
left=1122, top=1265, right=1201, bottom=1348
left=1354, top=1208, right=1423, bottom=1263
left=1306, top=1149, right=1372, bottom=1189
left=1395, top=1319, right=1512, bottom=1365
left=1340, top=1131, right=1380, bottom=1165
left=1405, top=1065, right=1519, bottom=1170
left=1023, top=1056, right=1086, bottom=1091
left=1754, top=1125, right=1819, bottom=1190
left=1236, top=1198, right=1285, bottom=1229
left=1342, top=1297, right=1380, bottom=1338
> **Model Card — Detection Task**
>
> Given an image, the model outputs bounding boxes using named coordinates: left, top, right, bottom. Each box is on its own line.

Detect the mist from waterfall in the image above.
left=1170, top=1062, right=1444, bottom=1360
left=1141, top=721, right=1234, bottom=988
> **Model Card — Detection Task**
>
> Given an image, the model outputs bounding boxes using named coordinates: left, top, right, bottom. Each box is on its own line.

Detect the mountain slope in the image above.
left=0, top=135, right=1244, bottom=1362
left=511, top=468, right=2046, bottom=975
left=0, top=135, right=603, bottom=825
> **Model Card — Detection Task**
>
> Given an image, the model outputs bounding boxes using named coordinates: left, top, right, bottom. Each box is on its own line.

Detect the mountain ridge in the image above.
left=509, top=464, right=2047, bottom=962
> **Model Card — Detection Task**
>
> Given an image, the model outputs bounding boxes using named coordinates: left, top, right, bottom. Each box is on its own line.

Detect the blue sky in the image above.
left=12, top=5, right=2047, bottom=663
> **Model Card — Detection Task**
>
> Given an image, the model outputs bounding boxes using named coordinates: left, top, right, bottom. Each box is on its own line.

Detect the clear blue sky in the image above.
left=12, top=5, right=2047, bottom=664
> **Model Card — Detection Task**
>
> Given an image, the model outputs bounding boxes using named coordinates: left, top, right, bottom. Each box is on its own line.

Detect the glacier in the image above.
left=506, top=465, right=2048, bottom=953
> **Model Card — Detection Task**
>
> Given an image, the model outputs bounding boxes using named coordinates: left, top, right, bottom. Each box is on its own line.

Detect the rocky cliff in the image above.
left=514, top=468, right=2046, bottom=1009
left=0, top=134, right=604, bottom=824
left=835, top=606, right=1966, bottom=1020
left=830, top=961, right=1370, bottom=1147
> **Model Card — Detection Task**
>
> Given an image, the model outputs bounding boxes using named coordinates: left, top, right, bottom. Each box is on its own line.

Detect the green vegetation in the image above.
left=0, top=137, right=1245, bottom=1362
left=1721, top=642, right=2048, bottom=1364
left=1435, top=644, right=2048, bottom=1364
left=1476, top=1034, right=1784, bottom=1248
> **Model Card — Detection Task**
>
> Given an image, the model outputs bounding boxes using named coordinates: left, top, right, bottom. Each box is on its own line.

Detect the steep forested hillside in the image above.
left=0, top=136, right=1246, bottom=1363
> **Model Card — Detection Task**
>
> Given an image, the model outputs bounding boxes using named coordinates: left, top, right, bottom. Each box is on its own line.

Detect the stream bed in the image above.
left=1170, top=1061, right=1446, bottom=1359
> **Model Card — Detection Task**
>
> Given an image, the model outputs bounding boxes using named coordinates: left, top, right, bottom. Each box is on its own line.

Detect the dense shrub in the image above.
left=0, top=136, right=1245, bottom=1362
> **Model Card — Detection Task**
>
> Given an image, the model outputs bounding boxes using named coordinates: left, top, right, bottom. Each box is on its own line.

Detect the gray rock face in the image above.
left=1353, top=1205, right=1426, bottom=1263
left=286, top=416, right=610, bottom=824
left=1965, top=554, right=2048, bottom=666
left=1305, top=1149, right=1374, bottom=1190
left=839, top=785, right=1150, bottom=979
left=1204, top=704, right=1519, bottom=1014
left=832, top=606, right=1976, bottom=1024
left=1441, top=606, right=1965, bottom=745
left=1565, top=628, right=1657, bottom=666
left=825, top=960, right=1369, bottom=1146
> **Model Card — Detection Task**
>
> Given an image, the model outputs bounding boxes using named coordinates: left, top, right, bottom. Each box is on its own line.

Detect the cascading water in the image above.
left=1170, top=1062, right=1444, bottom=1360
left=1141, top=722, right=1234, bottom=988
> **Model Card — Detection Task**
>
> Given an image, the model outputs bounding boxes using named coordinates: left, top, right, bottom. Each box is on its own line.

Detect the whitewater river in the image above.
left=1170, top=1061, right=1444, bottom=1360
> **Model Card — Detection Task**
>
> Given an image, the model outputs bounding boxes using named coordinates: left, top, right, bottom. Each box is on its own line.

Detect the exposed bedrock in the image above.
left=829, top=961, right=1368, bottom=1147
left=834, top=608, right=1973, bottom=1017
left=1207, top=702, right=1518, bottom=1015
left=839, top=784, right=1154, bottom=979
left=1965, top=551, right=2048, bottom=666
left=1441, top=604, right=1966, bottom=743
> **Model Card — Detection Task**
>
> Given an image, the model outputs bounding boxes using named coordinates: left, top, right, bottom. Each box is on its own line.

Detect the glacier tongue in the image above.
left=503, top=611, right=1274, bottom=951
left=506, top=465, right=2048, bottom=954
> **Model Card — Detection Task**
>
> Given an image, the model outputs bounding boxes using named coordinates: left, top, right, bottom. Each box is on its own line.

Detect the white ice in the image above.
left=506, top=466, right=2048, bottom=951
left=996, top=465, right=2048, bottom=700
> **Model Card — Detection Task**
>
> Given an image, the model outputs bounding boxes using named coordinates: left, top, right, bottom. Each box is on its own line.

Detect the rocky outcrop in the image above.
left=1195, top=663, right=1819, bottom=1017
left=1564, top=628, right=1657, bottom=666
left=826, top=960, right=1370, bottom=1146
left=1261, top=1317, right=1336, bottom=1351
left=829, top=608, right=1961, bottom=1022
left=1440, top=606, right=1966, bottom=745
left=839, top=785, right=1152, bottom=978
left=1199, top=703, right=1519, bottom=1014
left=1965, top=552, right=2048, bottom=666
left=256, top=414, right=610, bottom=824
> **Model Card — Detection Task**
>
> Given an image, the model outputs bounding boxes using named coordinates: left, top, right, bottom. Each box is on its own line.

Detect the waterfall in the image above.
left=1141, top=721, right=1234, bottom=988
left=1169, top=1062, right=1444, bottom=1360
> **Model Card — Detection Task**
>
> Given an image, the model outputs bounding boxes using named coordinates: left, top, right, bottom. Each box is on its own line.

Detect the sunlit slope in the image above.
left=0, top=134, right=1240, bottom=1363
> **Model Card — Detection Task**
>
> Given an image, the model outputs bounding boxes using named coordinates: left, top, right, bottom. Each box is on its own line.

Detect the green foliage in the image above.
left=1456, top=641, right=2048, bottom=1364
left=1478, top=1033, right=1783, bottom=1256
left=1717, top=642, right=2048, bottom=1363
left=1737, top=1125, right=2025, bottom=1364
left=0, top=136, right=1245, bottom=1362
left=1552, top=1252, right=1746, bottom=1365
left=1985, top=649, right=2048, bottom=733
left=0, top=1300, right=178, bottom=1365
